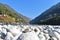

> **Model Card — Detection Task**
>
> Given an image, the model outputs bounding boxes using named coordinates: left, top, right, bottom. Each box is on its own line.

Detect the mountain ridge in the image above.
left=0, top=3, right=30, bottom=24
left=30, top=2, right=60, bottom=25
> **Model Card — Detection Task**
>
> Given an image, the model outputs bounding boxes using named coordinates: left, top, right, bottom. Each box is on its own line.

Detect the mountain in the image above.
left=0, top=3, right=30, bottom=24
left=30, top=2, right=60, bottom=25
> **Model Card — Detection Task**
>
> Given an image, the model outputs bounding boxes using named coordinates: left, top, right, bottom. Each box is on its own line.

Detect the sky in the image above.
left=0, top=0, right=60, bottom=19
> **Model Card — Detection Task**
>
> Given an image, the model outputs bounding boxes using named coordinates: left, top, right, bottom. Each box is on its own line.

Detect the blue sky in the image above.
left=0, top=0, right=60, bottom=19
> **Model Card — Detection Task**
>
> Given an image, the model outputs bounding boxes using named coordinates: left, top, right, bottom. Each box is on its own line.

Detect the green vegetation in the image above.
left=0, top=3, right=29, bottom=24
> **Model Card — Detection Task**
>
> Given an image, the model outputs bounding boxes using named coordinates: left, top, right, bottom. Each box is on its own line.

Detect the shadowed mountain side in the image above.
left=30, top=2, right=60, bottom=25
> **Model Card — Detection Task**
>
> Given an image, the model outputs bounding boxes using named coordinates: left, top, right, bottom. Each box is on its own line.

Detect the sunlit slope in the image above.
left=0, top=3, right=30, bottom=24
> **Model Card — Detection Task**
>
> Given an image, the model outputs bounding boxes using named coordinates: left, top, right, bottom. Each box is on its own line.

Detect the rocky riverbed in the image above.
left=0, top=25, right=60, bottom=40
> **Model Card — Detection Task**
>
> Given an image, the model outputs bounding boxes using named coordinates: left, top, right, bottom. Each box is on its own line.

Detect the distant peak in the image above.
left=0, top=3, right=4, bottom=5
